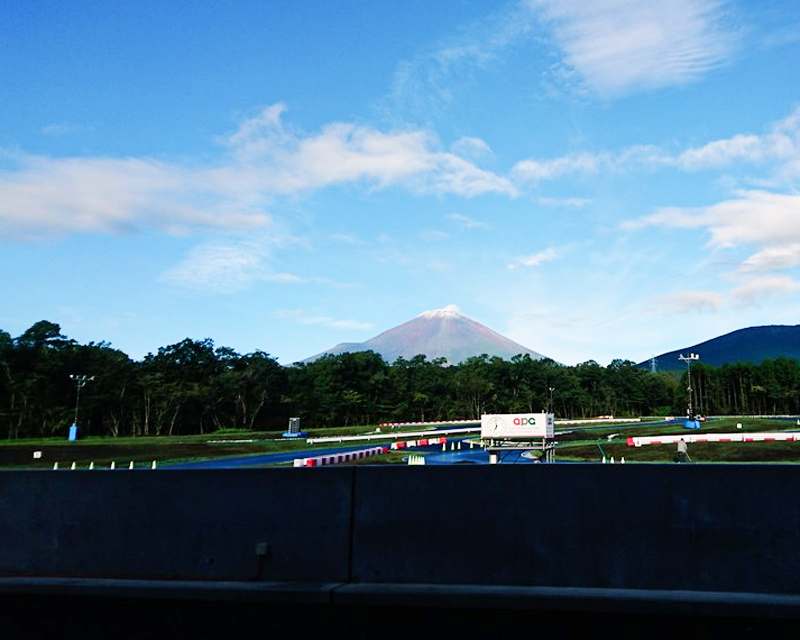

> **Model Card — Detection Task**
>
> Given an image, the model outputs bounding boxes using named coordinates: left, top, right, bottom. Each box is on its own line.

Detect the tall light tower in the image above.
left=69, top=374, right=94, bottom=441
left=678, top=353, right=699, bottom=427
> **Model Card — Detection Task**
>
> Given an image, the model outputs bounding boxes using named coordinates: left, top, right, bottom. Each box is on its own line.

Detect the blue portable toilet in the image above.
left=68, top=424, right=78, bottom=441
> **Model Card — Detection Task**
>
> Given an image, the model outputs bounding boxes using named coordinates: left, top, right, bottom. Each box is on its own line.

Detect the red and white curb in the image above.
left=627, top=432, right=800, bottom=447
left=389, top=436, right=448, bottom=450
left=293, top=446, right=388, bottom=467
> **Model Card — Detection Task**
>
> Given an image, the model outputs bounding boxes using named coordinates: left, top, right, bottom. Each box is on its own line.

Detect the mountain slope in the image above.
left=302, top=305, right=548, bottom=365
left=642, top=325, right=800, bottom=371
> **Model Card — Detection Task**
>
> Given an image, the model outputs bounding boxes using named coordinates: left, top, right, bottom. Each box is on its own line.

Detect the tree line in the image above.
left=2, top=320, right=799, bottom=439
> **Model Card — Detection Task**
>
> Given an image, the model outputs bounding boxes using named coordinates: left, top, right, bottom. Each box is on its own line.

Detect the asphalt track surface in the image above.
left=165, top=420, right=693, bottom=469
left=166, top=437, right=506, bottom=469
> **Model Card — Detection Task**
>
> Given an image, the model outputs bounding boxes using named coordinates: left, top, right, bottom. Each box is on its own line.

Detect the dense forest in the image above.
left=2, top=320, right=800, bottom=439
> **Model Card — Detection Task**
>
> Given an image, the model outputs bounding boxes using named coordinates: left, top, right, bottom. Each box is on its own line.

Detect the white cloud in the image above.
left=622, top=206, right=709, bottom=232
left=512, top=152, right=603, bottom=181
left=537, top=196, right=591, bottom=207
left=386, top=0, right=736, bottom=116
left=695, top=191, right=800, bottom=249
left=676, top=106, right=800, bottom=169
left=732, top=275, right=800, bottom=305
left=513, top=106, right=800, bottom=185
left=508, top=247, right=559, bottom=269
left=447, top=213, right=489, bottom=229
left=450, top=136, right=493, bottom=161
left=736, top=244, right=800, bottom=274
left=0, top=106, right=516, bottom=240
left=218, top=106, right=516, bottom=197
left=512, top=145, right=665, bottom=183
left=647, top=291, right=722, bottom=314
left=530, top=0, right=739, bottom=96
left=628, top=189, right=800, bottom=306
left=0, top=153, right=272, bottom=240
left=626, top=191, right=800, bottom=249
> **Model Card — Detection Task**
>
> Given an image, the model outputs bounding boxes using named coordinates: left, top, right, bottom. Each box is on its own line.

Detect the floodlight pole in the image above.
left=678, top=354, right=699, bottom=419
left=69, top=374, right=95, bottom=438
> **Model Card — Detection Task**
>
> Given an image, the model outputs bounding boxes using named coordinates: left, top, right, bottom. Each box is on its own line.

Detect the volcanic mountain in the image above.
left=302, top=305, right=548, bottom=365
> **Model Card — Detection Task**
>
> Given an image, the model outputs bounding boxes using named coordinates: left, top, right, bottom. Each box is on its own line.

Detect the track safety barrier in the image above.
left=293, top=446, right=388, bottom=467
left=627, top=432, right=800, bottom=447
left=378, top=419, right=480, bottom=428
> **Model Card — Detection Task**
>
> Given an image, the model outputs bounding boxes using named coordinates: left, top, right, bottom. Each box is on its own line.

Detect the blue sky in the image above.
left=2, top=0, right=800, bottom=367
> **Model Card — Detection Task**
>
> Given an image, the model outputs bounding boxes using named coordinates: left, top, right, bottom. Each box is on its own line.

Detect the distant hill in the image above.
left=641, top=325, right=800, bottom=372
left=302, top=304, right=548, bottom=365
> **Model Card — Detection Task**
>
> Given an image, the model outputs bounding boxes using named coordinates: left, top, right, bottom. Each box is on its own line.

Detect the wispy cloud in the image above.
left=274, top=309, right=374, bottom=331
left=631, top=191, right=800, bottom=249
left=0, top=105, right=515, bottom=241
left=385, top=0, right=737, bottom=123
left=508, top=247, right=559, bottom=269
left=647, top=291, right=723, bottom=314
left=158, top=238, right=300, bottom=294
left=330, top=232, right=365, bottom=245
left=40, top=122, right=90, bottom=137
left=530, top=0, right=740, bottom=96
left=736, top=244, right=800, bottom=275
left=628, top=189, right=800, bottom=307
left=513, top=151, right=604, bottom=181
left=447, top=213, right=489, bottom=229
left=217, top=104, right=516, bottom=197
left=386, top=3, right=538, bottom=120
left=0, top=153, right=271, bottom=240
left=512, top=145, right=666, bottom=183
left=676, top=105, right=800, bottom=170
left=420, top=228, right=449, bottom=242
left=449, top=137, right=494, bottom=161
left=732, top=275, right=800, bottom=305
left=514, top=105, right=800, bottom=184
left=537, top=196, right=591, bottom=207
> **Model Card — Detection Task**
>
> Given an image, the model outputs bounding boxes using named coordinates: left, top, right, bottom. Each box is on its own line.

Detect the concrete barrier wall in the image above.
left=2, top=464, right=800, bottom=595
left=0, top=469, right=354, bottom=582
left=351, top=464, right=800, bottom=594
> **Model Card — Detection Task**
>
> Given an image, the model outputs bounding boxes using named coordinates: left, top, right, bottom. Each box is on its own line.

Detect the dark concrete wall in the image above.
left=351, top=464, right=800, bottom=594
left=2, top=464, right=800, bottom=596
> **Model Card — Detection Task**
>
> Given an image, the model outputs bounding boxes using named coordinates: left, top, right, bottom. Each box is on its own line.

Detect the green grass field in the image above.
left=1, top=417, right=798, bottom=468
left=554, top=416, right=800, bottom=464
